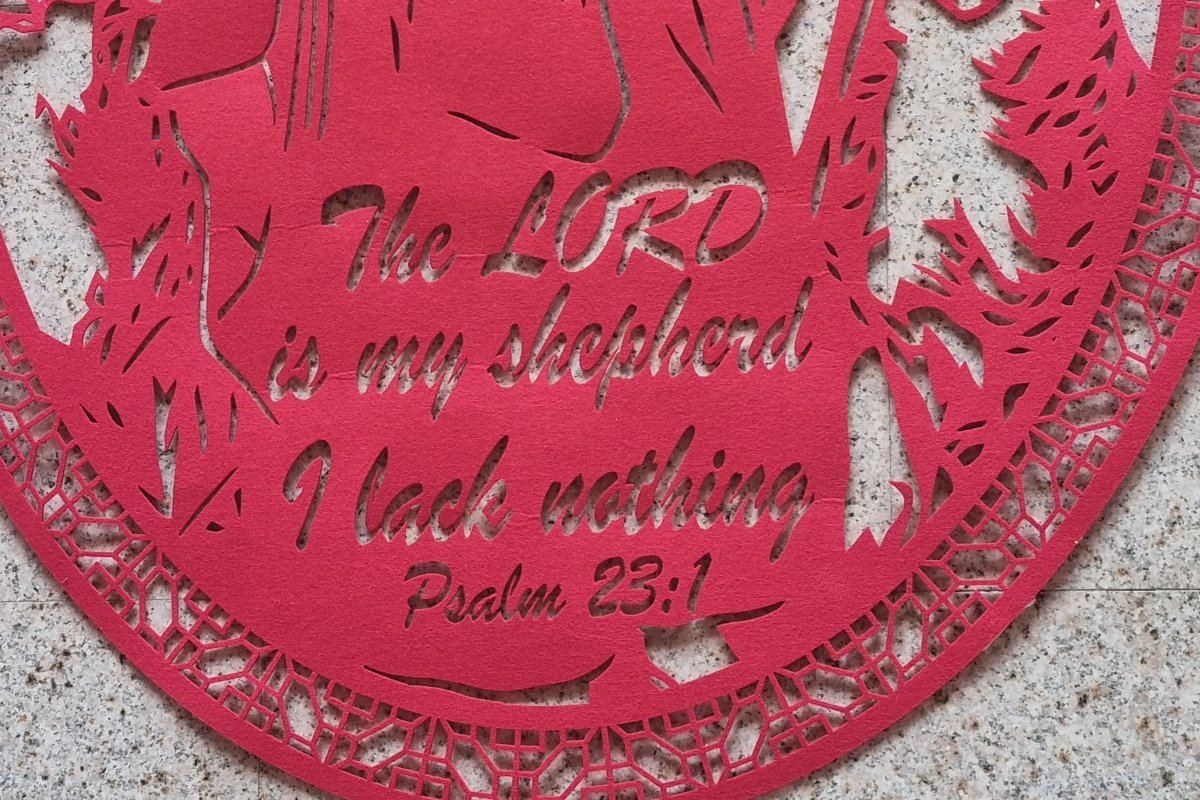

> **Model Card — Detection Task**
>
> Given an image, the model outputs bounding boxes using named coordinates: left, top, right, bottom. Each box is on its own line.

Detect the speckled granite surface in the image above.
left=0, top=2, right=1196, bottom=798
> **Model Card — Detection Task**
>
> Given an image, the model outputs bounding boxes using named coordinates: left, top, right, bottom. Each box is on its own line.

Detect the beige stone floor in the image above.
left=0, top=2, right=1196, bottom=798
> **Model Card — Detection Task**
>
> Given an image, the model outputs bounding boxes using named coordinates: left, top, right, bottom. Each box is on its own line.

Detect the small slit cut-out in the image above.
left=0, top=2, right=1191, bottom=800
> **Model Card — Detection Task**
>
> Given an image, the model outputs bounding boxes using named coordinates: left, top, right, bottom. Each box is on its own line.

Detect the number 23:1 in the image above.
left=587, top=553, right=712, bottom=618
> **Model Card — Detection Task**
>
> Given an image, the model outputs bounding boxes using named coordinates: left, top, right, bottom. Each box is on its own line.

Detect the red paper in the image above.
left=0, top=1, right=1194, bottom=798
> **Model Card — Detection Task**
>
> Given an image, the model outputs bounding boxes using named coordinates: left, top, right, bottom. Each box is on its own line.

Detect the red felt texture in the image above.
left=0, top=1, right=1195, bottom=798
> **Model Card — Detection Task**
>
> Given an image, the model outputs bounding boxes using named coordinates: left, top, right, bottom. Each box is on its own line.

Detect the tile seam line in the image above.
left=1042, top=587, right=1200, bottom=593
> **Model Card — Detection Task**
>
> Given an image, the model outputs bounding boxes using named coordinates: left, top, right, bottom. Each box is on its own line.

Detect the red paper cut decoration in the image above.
left=0, top=1, right=1194, bottom=798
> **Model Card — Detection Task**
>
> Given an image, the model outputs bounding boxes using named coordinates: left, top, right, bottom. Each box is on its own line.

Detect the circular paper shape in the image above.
left=0, top=1, right=1194, bottom=799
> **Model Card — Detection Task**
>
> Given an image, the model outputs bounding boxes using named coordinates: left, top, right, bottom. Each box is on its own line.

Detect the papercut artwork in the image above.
left=0, top=0, right=1194, bottom=797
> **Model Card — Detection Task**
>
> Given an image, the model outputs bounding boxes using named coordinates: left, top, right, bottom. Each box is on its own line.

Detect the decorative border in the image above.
left=2, top=3, right=1200, bottom=799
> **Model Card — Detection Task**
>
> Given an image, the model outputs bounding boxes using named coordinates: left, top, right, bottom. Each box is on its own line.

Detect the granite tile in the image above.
left=1053, top=351, right=1200, bottom=591
left=0, top=505, right=60, bottom=602
left=766, top=588, right=1200, bottom=799
left=3, top=587, right=1195, bottom=799
left=886, top=0, right=1200, bottom=593
left=0, top=5, right=102, bottom=344
left=0, top=600, right=261, bottom=800
left=885, top=0, right=1037, bottom=300
left=0, top=2, right=1194, bottom=800
left=257, top=766, right=341, bottom=800
left=251, top=591, right=1199, bottom=799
